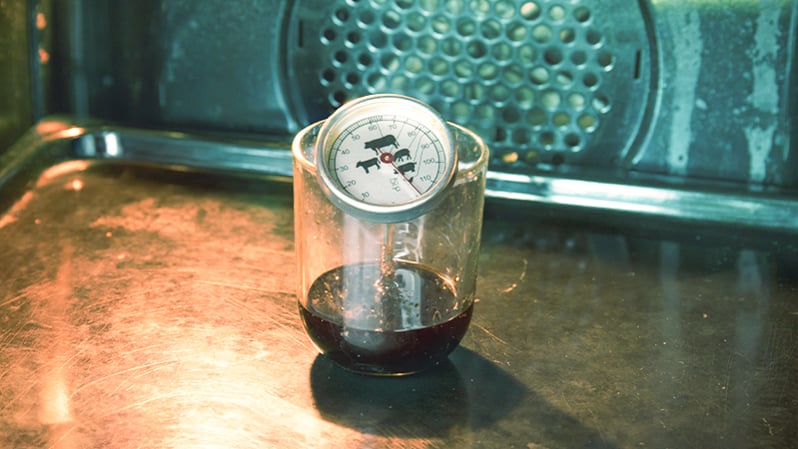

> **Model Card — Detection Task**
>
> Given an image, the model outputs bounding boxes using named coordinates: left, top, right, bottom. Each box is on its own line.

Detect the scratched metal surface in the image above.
left=1, top=160, right=797, bottom=448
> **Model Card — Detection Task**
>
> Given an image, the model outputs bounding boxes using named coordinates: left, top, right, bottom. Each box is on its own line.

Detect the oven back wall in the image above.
left=0, top=0, right=34, bottom=154
left=35, top=0, right=798, bottom=190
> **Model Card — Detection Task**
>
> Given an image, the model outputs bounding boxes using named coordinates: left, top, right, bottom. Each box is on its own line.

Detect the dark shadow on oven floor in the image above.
left=310, top=347, right=619, bottom=448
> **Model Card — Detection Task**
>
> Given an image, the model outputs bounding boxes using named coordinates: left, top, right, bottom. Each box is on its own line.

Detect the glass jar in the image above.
left=292, top=121, right=488, bottom=375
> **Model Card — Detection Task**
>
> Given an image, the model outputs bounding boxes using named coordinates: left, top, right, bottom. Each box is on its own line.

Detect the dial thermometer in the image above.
left=316, top=94, right=456, bottom=223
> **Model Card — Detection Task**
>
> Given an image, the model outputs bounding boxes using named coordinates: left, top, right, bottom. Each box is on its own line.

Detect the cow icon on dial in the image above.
left=315, top=94, right=457, bottom=223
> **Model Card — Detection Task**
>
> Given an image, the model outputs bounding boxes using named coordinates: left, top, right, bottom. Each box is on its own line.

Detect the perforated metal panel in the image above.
left=288, top=0, right=654, bottom=170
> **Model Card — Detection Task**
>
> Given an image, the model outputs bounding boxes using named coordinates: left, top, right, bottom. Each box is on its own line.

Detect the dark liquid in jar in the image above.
left=300, top=262, right=473, bottom=375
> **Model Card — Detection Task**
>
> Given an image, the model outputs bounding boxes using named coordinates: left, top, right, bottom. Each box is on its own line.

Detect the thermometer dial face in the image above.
left=316, top=95, right=456, bottom=222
